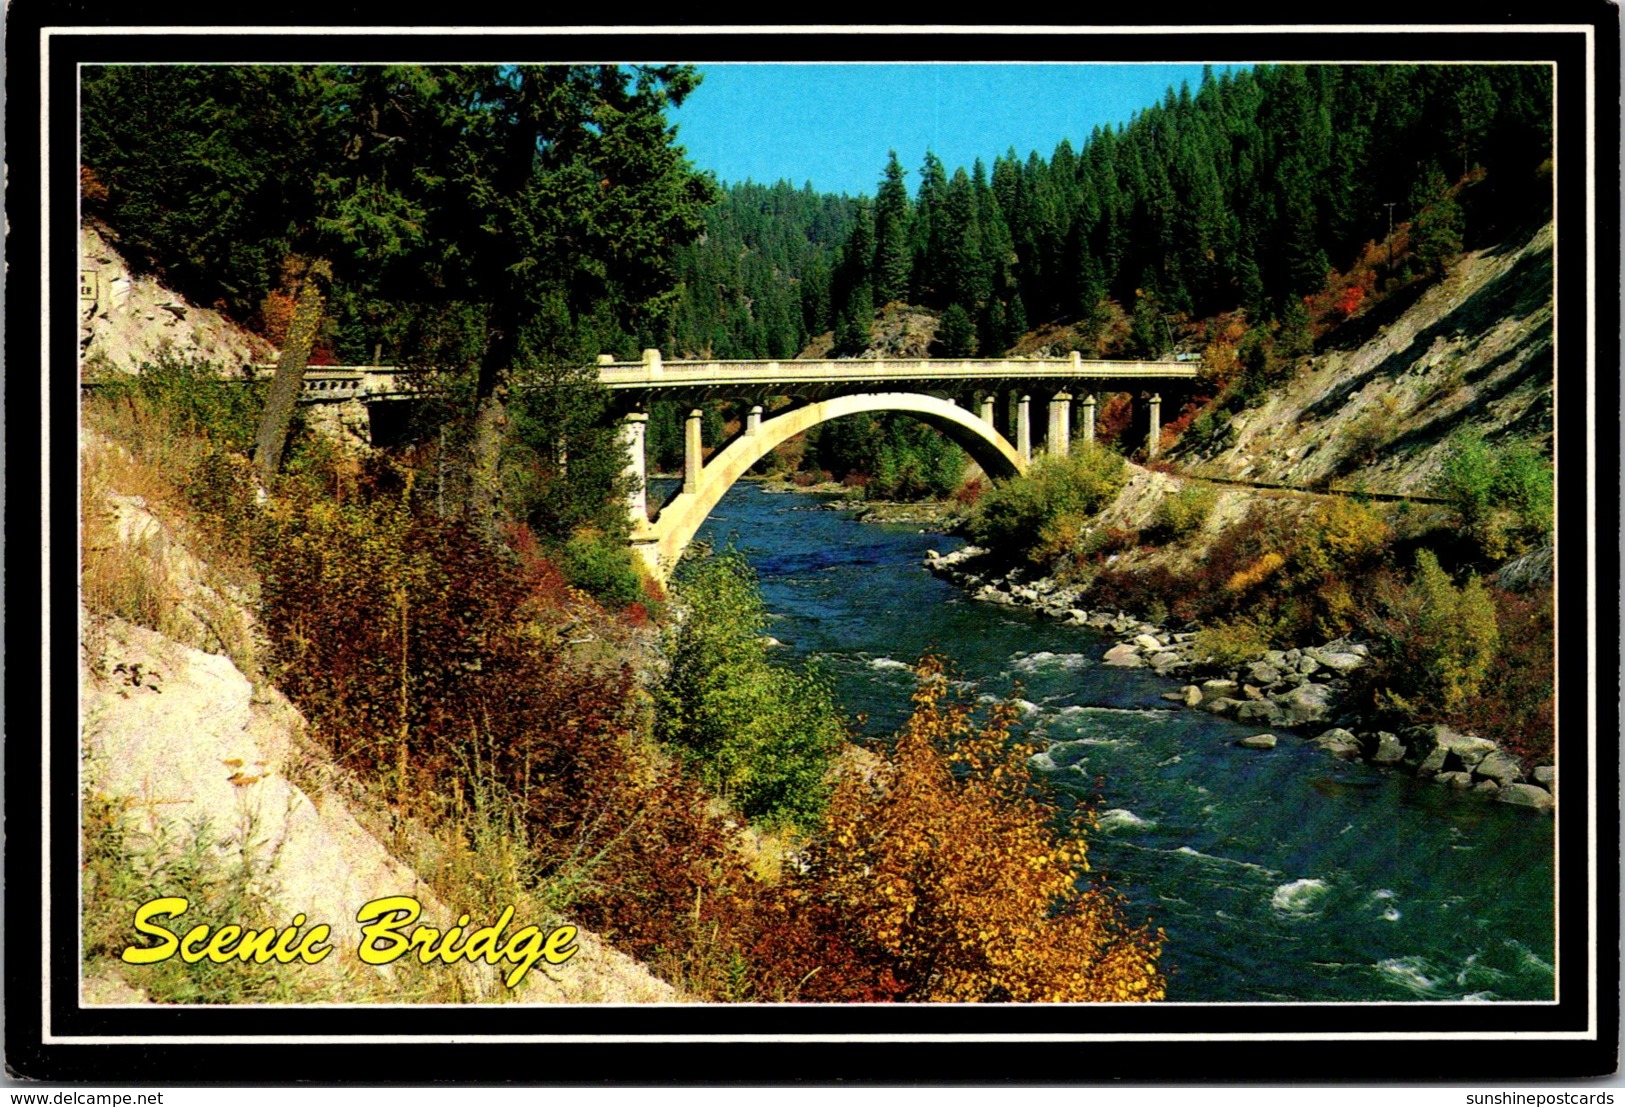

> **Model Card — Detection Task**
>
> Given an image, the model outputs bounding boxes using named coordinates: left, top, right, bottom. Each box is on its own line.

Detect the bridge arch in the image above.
left=631, top=392, right=1028, bottom=581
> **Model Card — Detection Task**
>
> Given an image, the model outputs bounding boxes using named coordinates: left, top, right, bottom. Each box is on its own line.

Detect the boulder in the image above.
left=1149, top=652, right=1183, bottom=671
left=1235, top=700, right=1282, bottom=725
left=1102, top=644, right=1144, bottom=668
left=1201, top=679, right=1239, bottom=700
left=1269, top=682, right=1337, bottom=727
left=1133, top=633, right=1164, bottom=652
left=1296, top=655, right=1322, bottom=676
left=1498, top=783, right=1555, bottom=811
left=1415, top=746, right=1449, bottom=776
left=1427, top=725, right=1499, bottom=771
left=1263, top=651, right=1288, bottom=667
left=1087, top=612, right=1115, bottom=628
left=1368, top=731, right=1407, bottom=764
left=1283, top=649, right=1301, bottom=664
left=1181, top=685, right=1204, bottom=708
left=1315, top=651, right=1365, bottom=675
left=1238, top=733, right=1277, bottom=749
left=1434, top=771, right=1475, bottom=789
left=1474, top=780, right=1501, bottom=794
left=1533, top=765, right=1555, bottom=789
left=1161, top=691, right=1187, bottom=703
left=1248, top=663, right=1282, bottom=686
left=1312, top=728, right=1362, bottom=759
left=1473, top=750, right=1525, bottom=787
left=1242, top=684, right=1265, bottom=701
left=1203, top=697, right=1244, bottom=717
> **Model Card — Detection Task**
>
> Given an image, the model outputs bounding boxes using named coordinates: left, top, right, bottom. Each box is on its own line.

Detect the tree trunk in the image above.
left=253, top=260, right=330, bottom=489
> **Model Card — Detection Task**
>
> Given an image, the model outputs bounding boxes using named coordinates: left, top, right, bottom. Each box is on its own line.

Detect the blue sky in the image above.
left=667, top=63, right=1225, bottom=198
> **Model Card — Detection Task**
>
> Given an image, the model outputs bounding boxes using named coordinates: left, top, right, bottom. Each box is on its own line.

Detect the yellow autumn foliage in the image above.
left=815, top=659, right=1166, bottom=1003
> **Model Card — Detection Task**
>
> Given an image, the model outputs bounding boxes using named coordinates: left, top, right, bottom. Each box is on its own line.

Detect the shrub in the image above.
left=807, top=659, right=1165, bottom=1002
left=969, top=445, right=1127, bottom=564
left=1147, top=484, right=1218, bottom=542
left=1368, top=549, right=1500, bottom=717
left=1436, top=429, right=1552, bottom=561
left=1192, top=618, right=1273, bottom=670
left=561, top=529, right=647, bottom=607
left=656, top=551, right=845, bottom=830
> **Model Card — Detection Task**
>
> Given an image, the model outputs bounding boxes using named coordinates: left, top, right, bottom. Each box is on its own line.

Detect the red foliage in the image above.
left=953, top=477, right=988, bottom=507
left=1451, top=586, right=1554, bottom=762
left=1095, top=393, right=1133, bottom=448
left=256, top=290, right=297, bottom=347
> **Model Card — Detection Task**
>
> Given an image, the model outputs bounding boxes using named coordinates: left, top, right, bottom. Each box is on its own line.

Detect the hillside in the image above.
left=1177, top=222, right=1553, bottom=494
left=77, top=229, right=681, bottom=1006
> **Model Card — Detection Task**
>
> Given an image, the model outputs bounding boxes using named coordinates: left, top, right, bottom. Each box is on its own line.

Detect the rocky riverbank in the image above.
left=923, top=544, right=1555, bottom=813
left=758, top=477, right=968, bottom=528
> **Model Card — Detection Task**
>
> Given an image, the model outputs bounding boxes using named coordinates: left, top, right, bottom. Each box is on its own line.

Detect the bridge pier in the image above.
left=746, top=403, right=763, bottom=436
left=979, top=394, right=996, bottom=426
left=1147, top=393, right=1163, bottom=459
left=1047, top=392, right=1072, bottom=458
left=1016, top=394, right=1032, bottom=462
left=1080, top=393, right=1097, bottom=445
left=684, top=408, right=704, bottom=494
left=620, top=410, right=649, bottom=523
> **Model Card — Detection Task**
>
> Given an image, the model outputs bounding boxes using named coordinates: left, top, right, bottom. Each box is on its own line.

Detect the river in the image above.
left=674, top=479, right=1556, bottom=1004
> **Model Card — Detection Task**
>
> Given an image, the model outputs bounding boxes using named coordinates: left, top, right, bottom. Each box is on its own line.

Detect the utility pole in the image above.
left=1383, top=202, right=1397, bottom=283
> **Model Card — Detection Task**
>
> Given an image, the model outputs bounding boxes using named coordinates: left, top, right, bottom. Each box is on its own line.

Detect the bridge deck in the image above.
left=596, top=356, right=1197, bottom=391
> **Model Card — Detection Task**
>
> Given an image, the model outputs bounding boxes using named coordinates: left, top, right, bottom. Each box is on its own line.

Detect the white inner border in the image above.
left=43, top=22, right=1598, bottom=1046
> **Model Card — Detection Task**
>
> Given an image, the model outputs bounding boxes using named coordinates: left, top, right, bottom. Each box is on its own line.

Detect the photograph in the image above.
left=8, top=14, right=1618, bottom=1084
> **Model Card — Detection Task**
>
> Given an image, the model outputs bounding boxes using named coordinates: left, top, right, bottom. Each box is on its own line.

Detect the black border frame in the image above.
left=6, top=7, right=1619, bottom=1084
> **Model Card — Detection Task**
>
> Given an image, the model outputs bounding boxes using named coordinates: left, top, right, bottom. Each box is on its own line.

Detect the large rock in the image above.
left=1149, top=652, right=1183, bottom=670
left=1235, top=700, right=1282, bottom=725
left=1434, top=771, right=1475, bottom=789
left=1314, top=651, right=1365, bottom=675
left=1312, top=728, right=1362, bottom=758
left=1180, top=685, right=1204, bottom=707
left=1248, top=663, right=1283, bottom=686
left=1102, top=643, right=1144, bottom=667
left=1269, top=682, right=1336, bottom=727
left=1203, top=697, right=1244, bottom=717
left=1201, top=679, right=1239, bottom=700
left=1474, top=750, right=1526, bottom=787
left=1368, top=731, right=1407, bottom=764
left=1133, top=633, right=1164, bottom=652
left=1533, top=765, right=1556, bottom=789
left=1238, top=733, right=1278, bottom=749
left=1296, top=655, right=1322, bottom=677
left=1498, top=783, right=1555, bottom=811
left=1405, top=724, right=1498, bottom=772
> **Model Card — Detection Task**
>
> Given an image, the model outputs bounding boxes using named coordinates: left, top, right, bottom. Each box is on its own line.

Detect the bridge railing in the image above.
left=594, top=354, right=1197, bottom=391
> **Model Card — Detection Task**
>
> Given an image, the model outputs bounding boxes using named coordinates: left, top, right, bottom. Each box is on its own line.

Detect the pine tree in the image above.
left=872, top=151, right=913, bottom=306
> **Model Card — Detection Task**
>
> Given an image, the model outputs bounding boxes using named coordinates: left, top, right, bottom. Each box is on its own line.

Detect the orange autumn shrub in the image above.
left=805, top=659, right=1166, bottom=1002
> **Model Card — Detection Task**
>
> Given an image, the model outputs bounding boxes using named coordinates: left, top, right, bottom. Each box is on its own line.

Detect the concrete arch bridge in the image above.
left=597, top=350, right=1197, bottom=581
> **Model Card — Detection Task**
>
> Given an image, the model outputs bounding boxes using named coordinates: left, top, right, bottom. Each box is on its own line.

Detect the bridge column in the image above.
left=1147, top=393, right=1163, bottom=459
left=746, top=403, right=763, bottom=436
left=620, top=410, right=649, bottom=523
left=978, top=394, right=996, bottom=426
left=1080, top=394, right=1097, bottom=445
left=1047, top=392, right=1072, bottom=457
left=1016, top=394, right=1032, bottom=462
left=684, top=408, right=704, bottom=494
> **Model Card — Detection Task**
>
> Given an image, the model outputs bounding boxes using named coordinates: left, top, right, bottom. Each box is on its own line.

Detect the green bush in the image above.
left=1372, top=549, right=1500, bottom=717
left=1192, top=617, right=1273, bottom=670
left=88, top=350, right=264, bottom=453
left=561, top=530, right=647, bottom=607
left=1436, top=429, right=1553, bottom=560
left=656, top=551, right=844, bottom=830
left=969, top=444, right=1128, bottom=564
left=1148, top=484, right=1218, bottom=542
